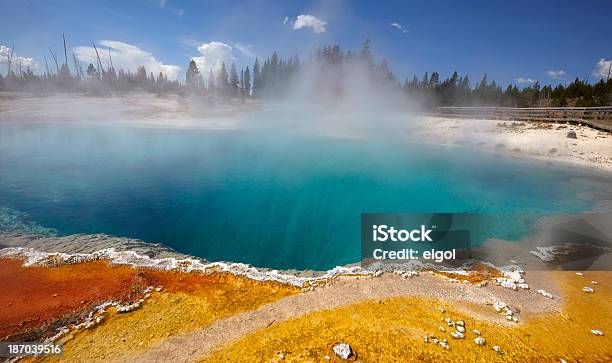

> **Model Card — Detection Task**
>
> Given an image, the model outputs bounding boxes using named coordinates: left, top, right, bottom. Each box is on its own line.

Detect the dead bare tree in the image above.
left=92, top=42, right=103, bottom=79
left=62, top=33, right=68, bottom=68
left=49, top=48, right=60, bottom=74
left=108, top=47, right=114, bottom=72
left=73, top=52, right=83, bottom=79
left=6, top=44, right=14, bottom=77
left=44, top=56, right=51, bottom=78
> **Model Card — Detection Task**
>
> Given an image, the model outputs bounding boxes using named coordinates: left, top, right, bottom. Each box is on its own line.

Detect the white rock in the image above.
left=591, top=329, right=604, bottom=336
left=591, top=281, right=598, bottom=284
left=493, top=302, right=507, bottom=312
left=474, top=337, right=486, bottom=345
left=451, top=331, right=464, bottom=339
left=576, top=272, right=583, bottom=276
left=536, top=289, right=553, bottom=299
left=582, top=287, right=594, bottom=293
left=439, top=327, right=446, bottom=332
left=332, top=343, right=353, bottom=360
left=456, top=325, right=465, bottom=333
left=473, top=329, right=481, bottom=335
left=438, top=307, right=445, bottom=313
left=401, top=271, right=418, bottom=278
left=492, top=345, right=501, bottom=352
left=456, top=320, right=465, bottom=327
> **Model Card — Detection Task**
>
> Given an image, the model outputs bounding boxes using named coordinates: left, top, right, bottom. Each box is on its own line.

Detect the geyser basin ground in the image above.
left=0, top=122, right=610, bottom=270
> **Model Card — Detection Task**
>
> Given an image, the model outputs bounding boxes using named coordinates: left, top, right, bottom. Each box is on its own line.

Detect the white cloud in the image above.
left=157, top=0, right=183, bottom=16
left=74, top=40, right=180, bottom=80
left=593, top=58, right=612, bottom=80
left=389, top=22, right=409, bottom=34
left=292, top=14, right=327, bottom=34
left=515, top=78, right=537, bottom=84
left=283, top=16, right=289, bottom=25
left=190, top=41, right=236, bottom=76
left=234, top=43, right=256, bottom=59
left=546, top=70, right=566, bottom=79
left=0, top=45, right=38, bottom=74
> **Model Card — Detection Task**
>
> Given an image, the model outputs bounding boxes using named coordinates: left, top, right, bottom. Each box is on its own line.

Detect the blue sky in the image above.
left=1, top=0, right=611, bottom=87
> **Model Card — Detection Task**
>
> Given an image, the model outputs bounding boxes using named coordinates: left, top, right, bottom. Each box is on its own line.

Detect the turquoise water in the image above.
left=0, top=123, right=610, bottom=270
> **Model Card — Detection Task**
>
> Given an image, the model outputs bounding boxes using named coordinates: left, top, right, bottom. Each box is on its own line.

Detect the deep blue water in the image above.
left=0, top=123, right=610, bottom=270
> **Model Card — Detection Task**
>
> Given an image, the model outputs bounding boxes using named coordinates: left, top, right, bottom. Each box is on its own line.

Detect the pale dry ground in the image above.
left=0, top=92, right=253, bottom=129
left=117, top=271, right=563, bottom=362
left=414, top=116, right=612, bottom=172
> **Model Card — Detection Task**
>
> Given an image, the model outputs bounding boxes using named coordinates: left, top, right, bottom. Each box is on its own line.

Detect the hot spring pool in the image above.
left=0, top=123, right=610, bottom=270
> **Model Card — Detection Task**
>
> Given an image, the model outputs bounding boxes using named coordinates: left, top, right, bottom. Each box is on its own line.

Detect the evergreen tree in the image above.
left=429, top=72, right=440, bottom=88
left=229, top=63, right=239, bottom=96
left=135, top=66, right=147, bottom=85
left=86, top=63, right=98, bottom=78
left=239, top=68, right=244, bottom=93
left=185, top=60, right=200, bottom=88
left=359, top=38, right=372, bottom=66
left=207, top=70, right=215, bottom=93
left=252, top=58, right=261, bottom=96
left=217, top=62, right=229, bottom=95
left=243, top=66, right=251, bottom=96
left=421, top=72, right=429, bottom=88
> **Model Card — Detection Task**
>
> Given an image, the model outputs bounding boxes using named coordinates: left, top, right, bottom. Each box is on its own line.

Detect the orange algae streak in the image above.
left=0, top=258, right=146, bottom=341
left=0, top=257, right=299, bottom=344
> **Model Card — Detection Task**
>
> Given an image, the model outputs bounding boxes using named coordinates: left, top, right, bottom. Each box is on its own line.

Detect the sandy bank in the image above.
left=415, top=116, right=612, bottom=172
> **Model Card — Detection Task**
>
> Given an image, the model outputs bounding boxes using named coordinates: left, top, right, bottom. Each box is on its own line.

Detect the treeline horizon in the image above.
left=1, top=39, right=611, bottom=108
